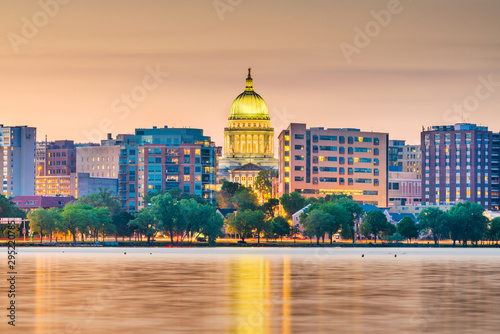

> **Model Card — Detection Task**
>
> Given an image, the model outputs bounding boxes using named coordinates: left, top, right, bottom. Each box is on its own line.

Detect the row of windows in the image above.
left=298, top=156, right=380, bottom=165
left=293, top=133, right=381, bottom=145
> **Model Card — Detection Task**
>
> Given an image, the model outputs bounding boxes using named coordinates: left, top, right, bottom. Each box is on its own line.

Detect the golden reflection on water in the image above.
left=2, top=248, right=500, bottom=334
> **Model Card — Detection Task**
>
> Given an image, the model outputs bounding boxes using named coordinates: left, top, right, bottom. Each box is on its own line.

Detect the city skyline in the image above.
left=1, top=0, right=500, bottom=147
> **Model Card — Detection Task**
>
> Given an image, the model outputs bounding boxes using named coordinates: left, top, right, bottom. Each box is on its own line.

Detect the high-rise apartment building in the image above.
left=0, top=125, right=36, bottom=197
left=421, top=123, right=497, bottom=209
left=119, top=126, right=218, bottom=212
left=278, top=123, right=388, bottom=207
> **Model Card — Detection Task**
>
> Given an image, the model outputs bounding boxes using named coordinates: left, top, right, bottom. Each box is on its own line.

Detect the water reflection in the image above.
left=3, top=248, right=500, bottom=334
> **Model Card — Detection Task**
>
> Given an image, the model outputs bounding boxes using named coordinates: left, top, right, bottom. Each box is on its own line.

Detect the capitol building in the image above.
left=218, top=69, right=279, bottom=187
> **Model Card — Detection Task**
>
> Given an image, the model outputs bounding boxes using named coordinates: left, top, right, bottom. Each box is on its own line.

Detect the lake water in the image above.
left=2, top=247, right=500, bottom=334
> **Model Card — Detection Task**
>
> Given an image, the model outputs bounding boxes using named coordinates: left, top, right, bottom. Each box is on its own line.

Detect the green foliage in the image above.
left=489, top=217, right=500, bottom=244
left=77, top=188, right=121, bottom=215
left=260, top=198, right=280, bottom=218
left=397, top=216, right=419, bottom=243
left=27, top=208, right=60, bottom=242
left=418, top=207, right=449, bottom=245
left=280, top=192, right=307, bottom=219
left=231, top=188, right=258, bottom=211
left=447, top=201, right=488, bottom=246
left=112, top=211, right=134, bottom=240
left=226, top=209, right=268, bottom=243
left=0, top=195, right=26, bottom=219
left=129, top=207, right=156, bottom=243
left=360, top=210, right=392, bottom=243
left=271, top=216, right=290, bottom=241
left=254, top=169, right=277, bottom=198
left=304, top=210, right=331, bottom=244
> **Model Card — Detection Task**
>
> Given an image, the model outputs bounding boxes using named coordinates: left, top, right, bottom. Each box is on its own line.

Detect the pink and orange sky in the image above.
left=1, top=0, right=499, bottom=146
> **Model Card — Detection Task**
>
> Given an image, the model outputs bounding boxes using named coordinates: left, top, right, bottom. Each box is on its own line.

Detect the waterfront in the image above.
left=2, top=248, right=500, bottom=333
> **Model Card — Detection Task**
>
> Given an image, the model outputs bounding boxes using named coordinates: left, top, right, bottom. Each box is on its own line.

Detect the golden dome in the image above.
left=229, top=68, right=270, bottom=120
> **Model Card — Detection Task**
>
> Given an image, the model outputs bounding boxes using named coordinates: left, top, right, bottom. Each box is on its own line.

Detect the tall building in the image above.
left=388, top=140, right=405, bottom=168
left=218, top=69, right=278, bottom=184
left=37, top=140, right=77, bottom=176
left=76, top=145, right=121, bottom=179
left=35, top=140, right=77, bottom=196
left=400, top=144, right=422, bottom=178
left=119, top=126, right=218, bottom=212
left=278, top=123, right=388, bottom=207
left=0, top=125, right=36, bottom=197
left=492, top=133, right=500, bottom=211
left=421, top=123, right=496, bottom=209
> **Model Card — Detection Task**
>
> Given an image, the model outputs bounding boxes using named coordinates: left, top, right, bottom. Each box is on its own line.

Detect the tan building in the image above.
left=218, top=69, right=278, bottom=181
left=76, top=145, right=120, bottom=179
left=388, top=171, right=421, bottom=206
left=400, top=144, right=422, bottom=178
left=35, top=176, right=71, bottom=196
left=278, top=123, right=388, bottom=207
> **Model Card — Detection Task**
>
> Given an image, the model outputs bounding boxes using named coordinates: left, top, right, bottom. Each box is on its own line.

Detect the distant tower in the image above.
left=218, top=69, right=278, bottom=184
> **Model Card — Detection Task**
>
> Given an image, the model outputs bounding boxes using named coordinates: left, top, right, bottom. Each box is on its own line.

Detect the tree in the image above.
left=360, top=210, right=390, bottom=243
left=418, top=207, right=449, bottom=245
left=112, top=211, right=134, bottom=241
left=0, top=195, right=25, bottom=238
left=60, top=203, right=93, bottom=243
left=448, top=202, right=488, bottom=246
left=335, top=198, right=364, bottom=242
left=397, top=216, right=419, bottom=243
left=128, top=207, right=156, bottom=244
left=489, top=217, right=500, bottom=244
left=260, top=198, right=280, bottom=218
left=280, top=192, right=307, bottom=219
left=226, top=211, right=254, bottom=243
left=198, top=205, right=224, bottom=245
left=77, top=188, right=121, bottom=215
left=27, top=208, right=57, bottom=243
left=304, top=210, right=331, bottom=244
left=151, top=193, right=177, bottom=244
left=254, top=169, right=277, bottom=199
left=231, top=187, right=258, bottom=211
left=319, top=202, right=351, bottom=243
left=272, top=216, right=290, bottom=242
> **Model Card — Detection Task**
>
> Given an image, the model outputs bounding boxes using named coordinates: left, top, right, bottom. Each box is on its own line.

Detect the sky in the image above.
left=1, top=0, right=499, bottom=147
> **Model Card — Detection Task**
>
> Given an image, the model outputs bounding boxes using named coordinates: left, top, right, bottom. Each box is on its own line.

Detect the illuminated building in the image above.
left=118, top=126, right=217, bottom=212
left=400, top=144, right=422, bottom=178
left=218, top=69, right=278, bottom=184
left=421, top=123, right=498, bottom=210
left=0, top=125, right=36, bottom=197
left=278, top=123, right=388, bottom=207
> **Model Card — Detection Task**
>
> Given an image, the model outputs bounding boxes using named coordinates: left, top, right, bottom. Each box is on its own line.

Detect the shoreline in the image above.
left=2, top=241, right=499, bottom=248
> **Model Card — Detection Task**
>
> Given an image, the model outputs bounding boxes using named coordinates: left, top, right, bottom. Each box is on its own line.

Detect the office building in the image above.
left=278, top=123, right=388, bottom=207
left=0, top=125, right=36, bottom=197
left=421, top=123, right=495, bottom=209
left=119, top=126, right=218, bottom=212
